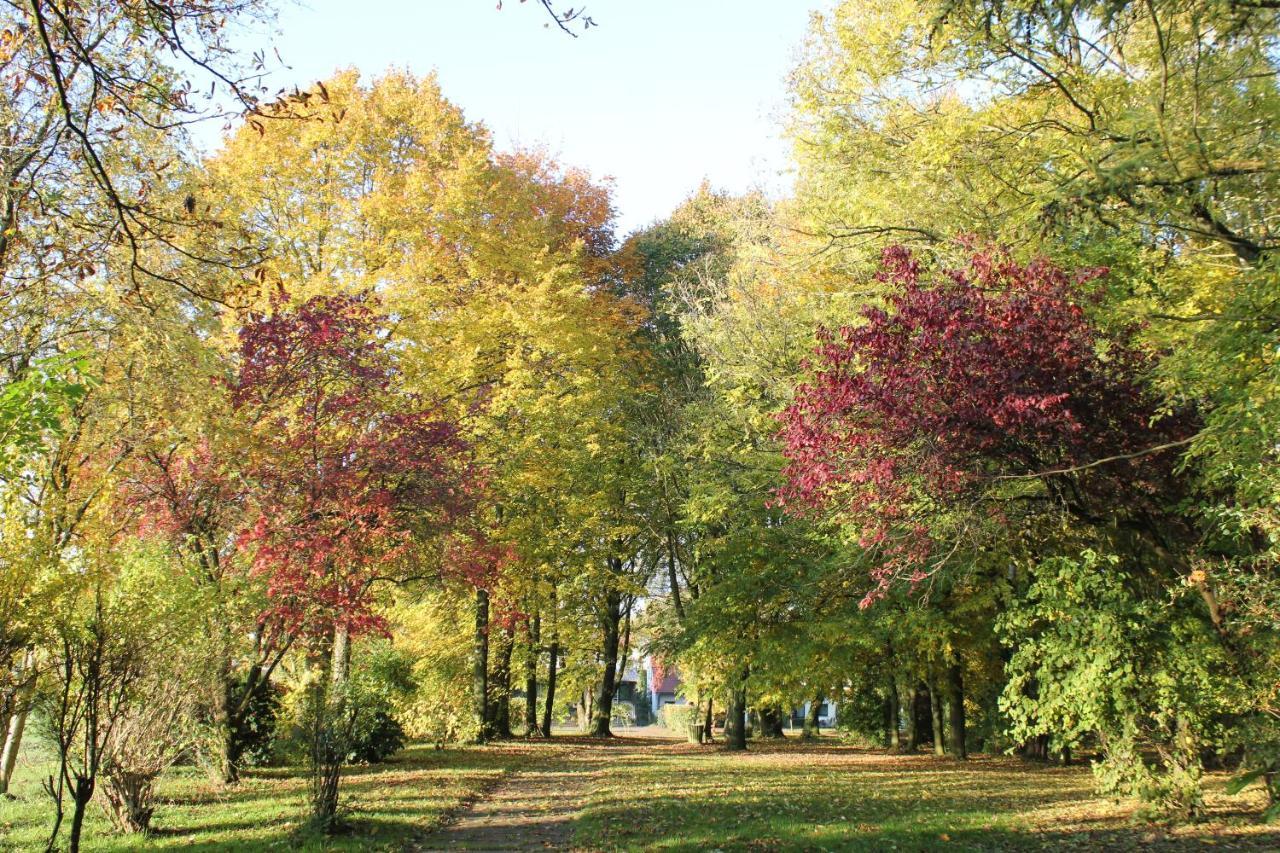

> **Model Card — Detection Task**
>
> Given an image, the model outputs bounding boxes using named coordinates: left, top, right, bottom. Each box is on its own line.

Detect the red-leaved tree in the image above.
left=231, top=292, right=472, bottom=826
left=231, top=293, right=471, bottom=655
left=778, top=245, right=1191, bottom=604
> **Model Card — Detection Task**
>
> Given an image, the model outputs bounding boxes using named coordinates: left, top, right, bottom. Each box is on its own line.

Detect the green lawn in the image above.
left=0, top=738, right=534, bottom=851
left=572, top=737, right=1280, bottom=852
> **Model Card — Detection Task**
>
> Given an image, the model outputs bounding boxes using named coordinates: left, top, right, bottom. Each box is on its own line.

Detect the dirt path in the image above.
left=416, top=736, right=672, bottom=851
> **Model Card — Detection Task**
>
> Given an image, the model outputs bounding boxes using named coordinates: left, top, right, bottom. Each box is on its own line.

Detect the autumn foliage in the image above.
left=778, top=245, right=1187, bottom=602
left=230, top=293, right=470, bottom=638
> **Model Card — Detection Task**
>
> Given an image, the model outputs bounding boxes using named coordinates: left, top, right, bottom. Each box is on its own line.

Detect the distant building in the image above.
left=613, top=663, right=644, bottom=724
left=645, top=657, right=686, bottom=717
left=790, top=700, right=838, bottom=728
left=637, top=656, right=837, bottom=728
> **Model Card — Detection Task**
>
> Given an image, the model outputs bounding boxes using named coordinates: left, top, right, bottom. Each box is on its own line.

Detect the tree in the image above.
left=9, top=0, right=278, bottom=298
left=787, top=0, right=1280, bottom=814
left=778, top=244, right=1191, bottom=603
left=37, top=540, right=204, bottom=851
left=777, top=245, right=1245, bottom=810
left=230, top=292, right=468, bottom=829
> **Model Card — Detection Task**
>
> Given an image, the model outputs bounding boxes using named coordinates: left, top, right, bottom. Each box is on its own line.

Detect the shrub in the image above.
left=346, top=710, right=405, bottom=764
left=228, top=675, right=281, bottom=768
left=100, top=678, right=197, bottom=833
left=660, top=702, right=696, bottom=731
left=1000, top=551, right=1232, bottom=819
left=835, top=687, right=888, bottom=745
left=388, top=591, right=477, bottom=745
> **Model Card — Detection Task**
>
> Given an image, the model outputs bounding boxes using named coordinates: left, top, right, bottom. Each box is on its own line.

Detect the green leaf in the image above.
left=1225, top=768, right=1268, bottom=796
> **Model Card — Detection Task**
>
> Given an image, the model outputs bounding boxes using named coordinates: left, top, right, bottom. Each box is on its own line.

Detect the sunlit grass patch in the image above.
left=573, top=737, right=1280, bottom=852
left=0, top=739, right=535, bottom=851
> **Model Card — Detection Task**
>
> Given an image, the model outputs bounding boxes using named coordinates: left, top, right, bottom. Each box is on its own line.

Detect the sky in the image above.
left=222, top=0, right=820, bottom=235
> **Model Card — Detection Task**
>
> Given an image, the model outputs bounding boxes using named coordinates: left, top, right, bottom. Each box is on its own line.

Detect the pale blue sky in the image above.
left=225, top=1, right=820, bottom=234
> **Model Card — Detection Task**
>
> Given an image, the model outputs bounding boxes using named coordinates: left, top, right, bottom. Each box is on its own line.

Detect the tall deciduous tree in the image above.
left=230, top=292, right=468, bottom=827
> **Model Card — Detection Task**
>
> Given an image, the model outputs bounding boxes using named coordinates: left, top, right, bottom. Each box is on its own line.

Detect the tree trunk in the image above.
left=579, top=688, right=593, bottom=734
left=802, top=693, right=823, bottom=739
left=666, top=528, right=684, bottom=620
left=542, top=636, right=558, bottom=738
left=310, top=623, right=351, bottom=833
left=725, top=676, right=749, bottom=751
left=589, top=588, right=622, bottom=738
left=702, top=697, right=714, bottom=742
left=886, top=678, right=901, bottom=750
left=947, top=659, right=967, bottom=760
left=0, top=703, right=29, bottom=794
left=330, top=624, right=351, bottom=688
left=214, top=669, right=238, bottom=784
left=928, top=679, right=945, bottom=756
left=912, top=685, right=932, bottom=750
left=0, top=648, right=36, bottom=794
left=524, top=614, right=539, bottom=736
left=900, top=682, right=919, bottom=752
left=491, top=626, right=514, bottom=738
left=67, top=777, right=94, bottom=853
left=1021, top=734, right=1050, bottom=760
left=614, top=600, right=632, bottom=690
left=541, top=587, right=558, bottom=737
left=471, top=587, right=490, bottom=743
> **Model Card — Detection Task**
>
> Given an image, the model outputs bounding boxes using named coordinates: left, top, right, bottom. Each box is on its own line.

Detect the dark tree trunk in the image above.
left=910, top=684, right=931, bottom=751
left=947, top=660, right=967, bottom=759
left=886, top=679, right=901, bottom=750
left=524, top=614, right=540, bottom=736
left=472, top=587, right=490, bottom=743
left=490, top=626, right=514, bottom=738
left=900, top=682, right=919, bottom=752
left=802, top=693, right=824, bottom=739
left=666, top=529, right=684, bottom=620
left=590, top=586, right=623, bottom=738
left=67, top=776, right=94, bottom=853
left=725, top=672, right=749, bottom=751
left=542, top=637, right=558, bottom=737
left=541, top=587, right=558, bottom=737
left=613, top=599, right=634, bottom=727
left=702, top=697, right=714, bottom=742
left=928, top=679, right=945, bottom=756
left=1022, top=734, right=1050, bottom=761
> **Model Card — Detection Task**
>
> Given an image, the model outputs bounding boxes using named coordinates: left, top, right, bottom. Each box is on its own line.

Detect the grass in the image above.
left=572, top=735, right=1280, bottom=851
left=4, top=731, right=1279, bottom=851
left=0, top=736, right=535, bottom=851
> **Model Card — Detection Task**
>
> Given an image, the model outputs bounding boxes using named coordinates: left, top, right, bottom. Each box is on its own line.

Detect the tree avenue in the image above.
left=0, top=0, right=1278, bottom=850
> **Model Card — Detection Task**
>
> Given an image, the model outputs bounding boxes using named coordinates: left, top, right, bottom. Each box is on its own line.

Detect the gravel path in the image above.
left=415, top=736, right=664, bottom=851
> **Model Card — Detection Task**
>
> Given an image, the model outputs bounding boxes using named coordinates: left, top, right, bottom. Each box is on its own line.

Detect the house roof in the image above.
left=650, top=659, right=681, bottom=694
